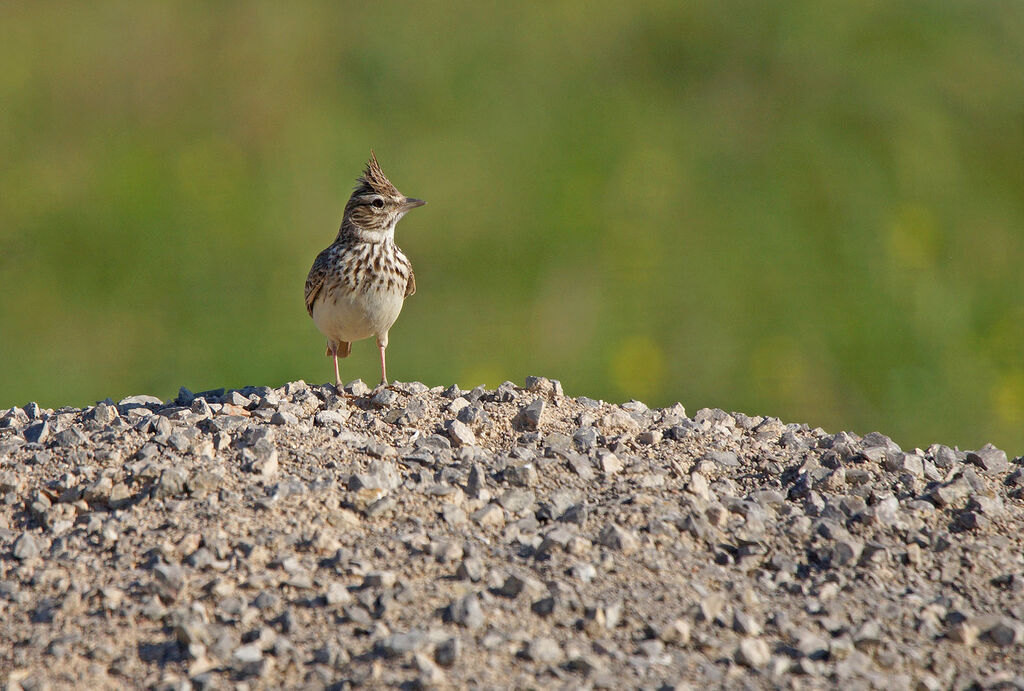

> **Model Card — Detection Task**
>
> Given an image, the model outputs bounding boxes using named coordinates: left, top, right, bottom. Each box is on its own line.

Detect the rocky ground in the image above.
left=1, top=377, right=1023, bottom=690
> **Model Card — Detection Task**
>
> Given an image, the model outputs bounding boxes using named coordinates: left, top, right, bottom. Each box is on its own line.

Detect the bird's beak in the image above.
left=401, top=197, right=426, bottom=211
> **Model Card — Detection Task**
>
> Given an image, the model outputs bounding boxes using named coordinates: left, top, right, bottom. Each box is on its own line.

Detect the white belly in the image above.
left=312, top=283, right=405, bottom=344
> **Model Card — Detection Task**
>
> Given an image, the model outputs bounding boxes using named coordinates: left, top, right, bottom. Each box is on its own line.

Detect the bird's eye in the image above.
left=371, top=198, right=385, bottom=209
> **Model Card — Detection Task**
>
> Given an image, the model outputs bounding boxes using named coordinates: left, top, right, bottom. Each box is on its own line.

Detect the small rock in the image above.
left=600, top=410, right=639, bottom=433
left=699, top=593, right=725, bottom=622
left=457, top=405, right=482, bottom=424
left=370, top=388, right=399, bottom=409
left=414, top=651, right=446, bottom=685
left=325, top=582, right=352, bottom=605
left=598, top=451, right=624, bottom=476
left=513, top=399, right=546, bottom=431
left=498, top=490, right=535, bottom=515
left=441, top=504, right=467, bottom=526
left=986, top=620, right=1022, bottom=647
left=947, top=621, right=979, bottom=645
left=967, top=444, right=1009, bottom=474
left=154, top=563, right=187, bottom=600
left=120, top=394, right=163, bottom=406
left=573, top=426, right=599, bottom=452
left=704, top=450, right=740, bottom=467
left=270, top=411, right=298, bottom=426
left=446, top=420, right=477, bottom=447
left=166, top=431, right=192, bottom=452
left=378, top=630, right=428, bottom=657
left=795, top=630, right=829, bottom=659
left=432, top=539, right=464, bottom=562
left=524, top=637, right=564, bottom=664
left=560, top=503, right=588, bottom=526
left=565, top=452, right=596, bottom=480
left=687, top=472, right=710, bottom=500
left=12, top=532, right=41, bottom=560
left=524, top=376, right=563, bottom=397
left=457, top=557, right=485, bottom=582
left=154, top=467, right=189, bottom=499
left=955, top=510, right=987, bottom=531
left=83, top=476, right=114, bottom=505
left=637, top=430, right=662, bottom=445
left=598, top=523, right=639, bottom=554
left=252, top=590, right=280, bottom=610
left=537, top=526, right=576, bottom=556
left=23, top=421, right=50, bottom=444
left=733, top=610, right=763, bottom=636
left=449, top=593, right=484, bottom=629
left=89, top=403, right=120, bottom=425
left=446, top=397, right=470, bottom=415
left=502, top=462, right=537, bottom=487
left=735, top=638, right=770, bottom=666
left=929, top=475, right=972, bottom=508
left=498, top=573, right=544, bottom=599
left=434, top=637, right=461, bottom=667
left=968, top=494, right=1004, bottom=515
left=532, top=596, right=556, bottom=617
left=471, top=503, right=505, bottom=527
left=571, top=562, right=597, bottom=582
left=232, top=643, right=263, bottom=664
left=314, top=409, right=349, bottom=427
left=658, top=619, right=692, bottom=644
left=831, top=538, right=863, bottom=566
left=187, top=471, right=220, bottom=496
left=251, top=448, right=279, bottom=479
left=345, top=379, right=371, bottom=396
left=885, top=453, right=923, bottom=477
left=363, top=570, right=397, bottom=589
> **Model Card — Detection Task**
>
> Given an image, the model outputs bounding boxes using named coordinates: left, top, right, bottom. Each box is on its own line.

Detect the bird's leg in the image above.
left=375, top=332, right=391, bottom=387
left=378, top=343, right=388, bottom=386
left=327, top=341, right=345, bottom=393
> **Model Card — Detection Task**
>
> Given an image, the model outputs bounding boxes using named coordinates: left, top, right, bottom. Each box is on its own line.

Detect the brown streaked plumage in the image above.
left=304, top=152, right=424, bottom=388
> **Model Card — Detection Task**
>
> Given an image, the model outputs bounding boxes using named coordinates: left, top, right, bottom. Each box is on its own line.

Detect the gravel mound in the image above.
left=1, top=377, right=1023, bottom=689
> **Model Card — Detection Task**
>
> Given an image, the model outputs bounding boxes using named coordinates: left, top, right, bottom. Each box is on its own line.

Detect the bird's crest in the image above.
left=356, top=150, right=400, bottom=197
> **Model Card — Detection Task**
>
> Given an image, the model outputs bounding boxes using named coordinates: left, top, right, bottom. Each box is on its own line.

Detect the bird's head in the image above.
left=342, top=151, right=425, bottom=238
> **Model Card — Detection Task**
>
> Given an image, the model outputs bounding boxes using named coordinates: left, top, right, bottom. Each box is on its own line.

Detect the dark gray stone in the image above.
left=967, top=444, right=1009, bottom=474
left=598, top=523, right=639, bottom=554
left=23, top=421, right=50, bottom=444
left=434, top=637, right=461, bottom=667
left=514, top=399, right=546, bottom=431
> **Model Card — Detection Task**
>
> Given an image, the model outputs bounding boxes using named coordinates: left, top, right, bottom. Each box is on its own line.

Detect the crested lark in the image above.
left=304, top=152, right=425, bottom=388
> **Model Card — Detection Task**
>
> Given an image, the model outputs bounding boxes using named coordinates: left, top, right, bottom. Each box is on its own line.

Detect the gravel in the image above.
left=1, top=377, right=1023, bottom=688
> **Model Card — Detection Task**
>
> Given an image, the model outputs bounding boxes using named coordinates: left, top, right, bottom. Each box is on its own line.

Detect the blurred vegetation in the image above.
left=2, top=2, right=1023, bottom=452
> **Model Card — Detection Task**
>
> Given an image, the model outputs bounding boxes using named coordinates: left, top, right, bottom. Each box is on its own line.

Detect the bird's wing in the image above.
left=405, top=267, right=416, bottom=297
left=304, top=249, right=332, bottom=316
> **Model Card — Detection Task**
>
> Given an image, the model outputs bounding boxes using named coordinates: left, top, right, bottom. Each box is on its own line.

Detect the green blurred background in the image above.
left=2, top=2, right=1023, bottom=453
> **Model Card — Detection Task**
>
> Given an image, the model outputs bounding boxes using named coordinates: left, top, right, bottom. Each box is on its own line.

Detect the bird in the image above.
left=304, top=152, right=425, bottom=390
